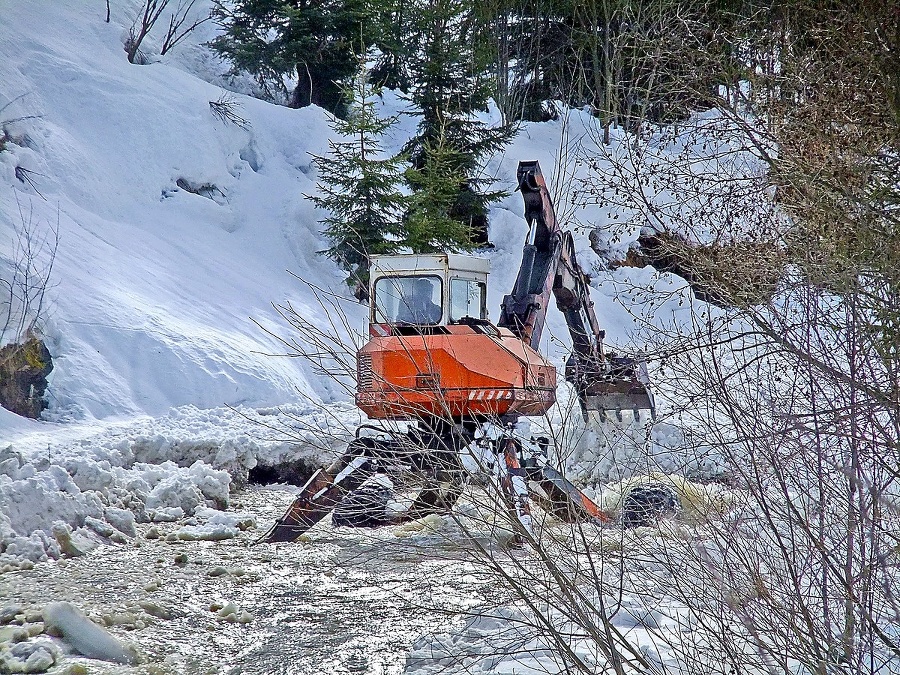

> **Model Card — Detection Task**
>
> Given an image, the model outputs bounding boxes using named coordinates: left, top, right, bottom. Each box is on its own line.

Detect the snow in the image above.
left=0, top=0, right=348, bottom=421
left=174, top=505, right=255, bottom=540
left=0, top=402, right=358, bottom=567
left=0, top=1, right=756, bottom=673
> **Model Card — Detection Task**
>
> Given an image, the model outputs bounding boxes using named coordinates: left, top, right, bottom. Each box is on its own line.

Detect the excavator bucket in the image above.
left=525, top=463, right=610, bottom=524
left=583, top=356, right=656, bottom=419
left=259, top=434, right=469, bottom=543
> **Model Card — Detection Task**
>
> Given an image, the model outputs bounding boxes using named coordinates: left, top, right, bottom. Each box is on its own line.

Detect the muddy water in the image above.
left=0, top=486, right=497, bottom=675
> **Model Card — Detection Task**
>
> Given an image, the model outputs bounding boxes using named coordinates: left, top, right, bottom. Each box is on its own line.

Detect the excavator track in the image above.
left=260, top=421, right=610, bottom=543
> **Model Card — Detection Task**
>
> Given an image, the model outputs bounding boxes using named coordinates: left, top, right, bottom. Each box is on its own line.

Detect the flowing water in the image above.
left=0, top=486, right=497, bottom=675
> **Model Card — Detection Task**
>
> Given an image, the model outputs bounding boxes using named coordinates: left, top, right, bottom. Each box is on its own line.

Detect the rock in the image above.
left=24, top=647, right=55, bottom=673
left=42, top=625, right=62, bottom=638
left=100, top=613, right=137, bottom=629
left=0, top=338, right=53, bottom=419
left=173, top=553, right=188, bottom=565
left=144, top=526, right=161, bottom=540
left=0, top=625, right=26, bottom=643
left=0, top=605, right=24, bottom=625
left=60, top=665, right=89, bottom=675
left=143, top=581, right=159, bottom=592
left=207, top=567, right=228, bottom=578
left=5, top=640, right=59, bottom=673
left=22, top=610, right=41, bottom=625
left=42, top=602, right=139, bottom=665
left=138, top=601, right=174, bottom=621
left=24, top=623, right=43, bottom=637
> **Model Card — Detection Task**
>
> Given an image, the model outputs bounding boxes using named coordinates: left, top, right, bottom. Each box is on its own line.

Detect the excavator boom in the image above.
left=500, top=161, right=655, bottom=417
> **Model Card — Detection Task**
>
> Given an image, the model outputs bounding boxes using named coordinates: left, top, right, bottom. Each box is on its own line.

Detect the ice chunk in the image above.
left=104, top=507, right=136, bottom=537
left=84, top=516, right=114, bottom=538
left=0, top=605, right=23, bottom=624
left=10, top=639, right=59, bottom=670
left=176, top=523, right=236, bottom=541
left=148, top=507, right=184, bottom=522
left=42, top=602, right=139, bottom=665
left=193, top=507, right=255, bottom=530
left=51, top=524, right=99, bottom=558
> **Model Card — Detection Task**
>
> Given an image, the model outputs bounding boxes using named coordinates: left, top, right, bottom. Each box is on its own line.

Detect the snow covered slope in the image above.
left=0, top=0, right=358, bottom=421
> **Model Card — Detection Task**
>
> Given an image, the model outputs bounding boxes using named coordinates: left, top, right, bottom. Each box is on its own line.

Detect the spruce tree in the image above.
left=211, top=0, right=377, bottom=116
left=310, top=64, right=408, bottom=299
left=404, top=120, right=475, bottom=253
left=404, top=0, right=515, bottom=249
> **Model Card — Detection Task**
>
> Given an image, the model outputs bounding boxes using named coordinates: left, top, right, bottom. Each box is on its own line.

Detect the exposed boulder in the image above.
left=601, top=230, right=783, bottom=309
left=0, top=337, right=52, bottom=418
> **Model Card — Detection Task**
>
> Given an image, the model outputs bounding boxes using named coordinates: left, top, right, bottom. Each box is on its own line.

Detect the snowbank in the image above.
left=0, top=403, right=358, bottom=568
left=0, top=0, right=359, bottom=421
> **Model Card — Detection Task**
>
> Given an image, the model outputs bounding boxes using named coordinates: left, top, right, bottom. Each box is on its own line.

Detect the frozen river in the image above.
left=0, top=486, right=498, bottom=675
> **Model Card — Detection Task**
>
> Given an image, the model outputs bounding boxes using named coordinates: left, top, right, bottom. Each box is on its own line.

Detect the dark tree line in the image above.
left=209, top=0, right=899, bottom=298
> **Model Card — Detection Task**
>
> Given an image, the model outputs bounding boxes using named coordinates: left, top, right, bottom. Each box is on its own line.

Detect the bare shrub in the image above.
left=14, top=166, right=45, bottom=199
left=125, top=0, right=167, bottom=64
left=1, top=198, right=58, bottom=346
left=208, top=93, right=250, bottom=130
left=126, top=0, right=210, bottom=64
left=159, top=0, right=211, bottom=56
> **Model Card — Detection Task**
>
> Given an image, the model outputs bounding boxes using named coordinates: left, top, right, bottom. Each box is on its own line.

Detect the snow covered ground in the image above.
left=0, top=2, right=742, bottom=674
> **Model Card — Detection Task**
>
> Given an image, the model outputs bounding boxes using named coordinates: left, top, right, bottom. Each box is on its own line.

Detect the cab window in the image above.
left=449, top=278, right=486, bottom=323
left=373, top=275, right=443, bottom=325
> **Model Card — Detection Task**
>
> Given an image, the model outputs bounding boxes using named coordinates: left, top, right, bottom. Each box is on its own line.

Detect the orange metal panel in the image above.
left=356, top=327, right=557, bottom=421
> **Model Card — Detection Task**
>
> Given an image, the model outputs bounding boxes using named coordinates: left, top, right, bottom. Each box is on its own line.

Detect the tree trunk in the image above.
left=290, top=63, right=313, bottom=108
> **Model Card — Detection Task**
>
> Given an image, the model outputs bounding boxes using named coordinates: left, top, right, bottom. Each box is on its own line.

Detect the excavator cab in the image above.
left=369, top=254, right=489, bottom=329
left=357, top=253, right=557, bottom=422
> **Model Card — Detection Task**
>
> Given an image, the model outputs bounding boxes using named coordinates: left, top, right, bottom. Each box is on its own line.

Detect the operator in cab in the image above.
left=397, top=278, right=441, bottom=324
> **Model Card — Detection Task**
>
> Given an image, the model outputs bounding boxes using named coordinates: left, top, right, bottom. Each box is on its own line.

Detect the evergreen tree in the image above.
left=403, top=118, right=484, bottom=253
left=404, top=0, right=515, bottom=248
left=310, top=63, right=408, bottom=298
left=211, top=0, right=377, bottom=115
left=368, top=0, right=413, bottom=92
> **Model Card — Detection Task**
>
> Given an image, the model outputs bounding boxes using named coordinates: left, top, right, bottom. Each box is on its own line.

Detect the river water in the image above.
left=0, top=486, right=500, bottom=675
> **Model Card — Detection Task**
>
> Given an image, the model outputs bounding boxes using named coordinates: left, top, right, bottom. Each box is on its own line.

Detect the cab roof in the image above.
left=370, top=253, right=490, bottom=276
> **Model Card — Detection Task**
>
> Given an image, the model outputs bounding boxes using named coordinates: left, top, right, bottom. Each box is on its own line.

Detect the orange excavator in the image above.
left=262, top=161, right=654, bottom=542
